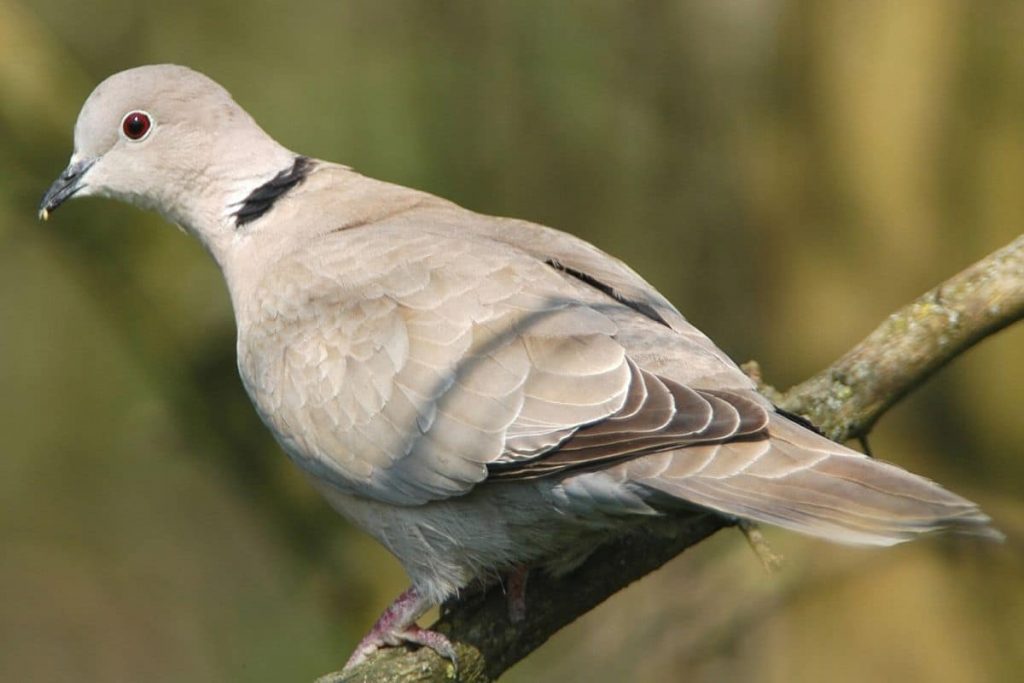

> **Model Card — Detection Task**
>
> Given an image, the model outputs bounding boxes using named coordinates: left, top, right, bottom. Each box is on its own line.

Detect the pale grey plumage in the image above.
left=41, top=65, right=1001, bottom=664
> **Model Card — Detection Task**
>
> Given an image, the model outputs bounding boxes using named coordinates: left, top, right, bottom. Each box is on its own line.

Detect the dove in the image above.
left=40, top=65, right=1000, bottom=670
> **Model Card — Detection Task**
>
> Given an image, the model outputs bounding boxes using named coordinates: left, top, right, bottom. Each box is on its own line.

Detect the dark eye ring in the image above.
left=121, top=111, right=153, bottom=141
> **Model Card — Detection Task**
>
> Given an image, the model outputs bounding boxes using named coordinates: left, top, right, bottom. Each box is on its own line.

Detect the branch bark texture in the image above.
left=318, top=235, right=1024, bottom=683
left=779, top=234, right=1024, bottom=441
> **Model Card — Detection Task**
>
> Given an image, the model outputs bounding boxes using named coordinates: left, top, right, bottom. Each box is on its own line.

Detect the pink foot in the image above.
left=343, top=586, right=457, bottom=671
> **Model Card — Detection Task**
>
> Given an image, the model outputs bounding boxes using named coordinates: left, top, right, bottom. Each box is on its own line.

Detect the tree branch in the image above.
left=317, top=234, right=1024, bottom=683
left=777, top=234, right=1024, bottom=441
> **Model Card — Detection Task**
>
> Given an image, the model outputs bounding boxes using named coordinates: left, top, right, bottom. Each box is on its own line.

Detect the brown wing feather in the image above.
left=488, top=361, right=770, bottom=480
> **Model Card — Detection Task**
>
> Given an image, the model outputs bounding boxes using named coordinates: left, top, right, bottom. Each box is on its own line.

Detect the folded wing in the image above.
left=251, top=224, right=999, bottom=544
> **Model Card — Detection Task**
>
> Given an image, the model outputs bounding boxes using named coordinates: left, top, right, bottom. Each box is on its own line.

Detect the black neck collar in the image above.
left=233, top=156, right=313, bottom=227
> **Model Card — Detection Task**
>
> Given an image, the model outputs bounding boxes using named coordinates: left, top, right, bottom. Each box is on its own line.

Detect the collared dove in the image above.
left=40, top=64, right=1000, bottom=669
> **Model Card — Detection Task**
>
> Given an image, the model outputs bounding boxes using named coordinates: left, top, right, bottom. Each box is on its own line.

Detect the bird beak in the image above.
left=38, top=157, right=96, bottom=221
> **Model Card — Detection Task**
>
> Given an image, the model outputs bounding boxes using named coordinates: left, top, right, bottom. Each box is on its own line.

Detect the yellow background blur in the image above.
left=1, top=2, right=1021, bottom=681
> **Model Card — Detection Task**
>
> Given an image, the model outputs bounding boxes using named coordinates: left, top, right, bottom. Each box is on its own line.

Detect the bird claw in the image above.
left=404, top=625, right=459, bottom=671
left=343, top=625, right=458, bottom=672
left=343, top=586, right=458, bottom=673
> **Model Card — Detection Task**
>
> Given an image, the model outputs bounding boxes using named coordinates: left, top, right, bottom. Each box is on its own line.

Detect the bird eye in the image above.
left=121, top=111, right=152, bottom=141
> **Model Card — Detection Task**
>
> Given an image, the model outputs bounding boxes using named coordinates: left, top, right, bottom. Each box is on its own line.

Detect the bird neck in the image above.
left=170, top=140, right=301, bottom=268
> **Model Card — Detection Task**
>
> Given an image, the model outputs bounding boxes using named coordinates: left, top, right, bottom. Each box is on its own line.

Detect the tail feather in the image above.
left=629, top=415, right=1003, bottom=546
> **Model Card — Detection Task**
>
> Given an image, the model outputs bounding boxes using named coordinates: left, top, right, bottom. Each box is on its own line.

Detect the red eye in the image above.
left=121, top=111, right=152, bottom=140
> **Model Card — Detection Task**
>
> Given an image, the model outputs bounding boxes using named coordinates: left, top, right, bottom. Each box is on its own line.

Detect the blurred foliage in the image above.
left=1, top=1, right=1022, bottom=682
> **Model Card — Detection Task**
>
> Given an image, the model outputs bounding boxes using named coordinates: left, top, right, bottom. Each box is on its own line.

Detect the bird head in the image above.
left=39, top=64, right=296, bottom=252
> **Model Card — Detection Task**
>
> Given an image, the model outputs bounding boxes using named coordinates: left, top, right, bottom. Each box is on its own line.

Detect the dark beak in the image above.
left=38, top=158, right=95, bottom=220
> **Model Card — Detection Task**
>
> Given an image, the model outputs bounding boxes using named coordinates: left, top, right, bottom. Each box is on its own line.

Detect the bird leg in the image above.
left=505, top=565, right=529, bottom=623
left=343, top=586, right=457, bottom=671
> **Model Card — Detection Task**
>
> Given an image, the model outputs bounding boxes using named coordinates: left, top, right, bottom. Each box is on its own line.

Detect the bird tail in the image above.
left=631, top=416, right=1003, bottom=546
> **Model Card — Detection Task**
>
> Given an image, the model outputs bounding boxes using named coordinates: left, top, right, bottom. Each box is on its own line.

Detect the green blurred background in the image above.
left=2, top=1, right=1022, bottom=681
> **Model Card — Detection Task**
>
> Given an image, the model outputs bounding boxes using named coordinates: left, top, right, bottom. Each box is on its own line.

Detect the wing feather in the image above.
left=621, top=417, right=1000, bottom=544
